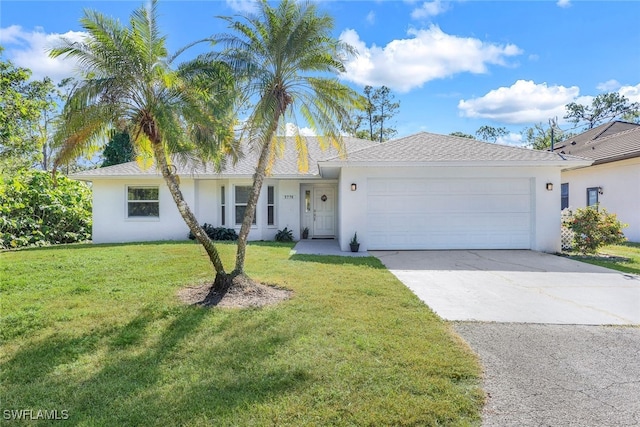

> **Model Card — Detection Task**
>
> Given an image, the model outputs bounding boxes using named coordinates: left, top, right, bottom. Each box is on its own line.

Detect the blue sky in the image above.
left=1, top=0, right=639, bottom=145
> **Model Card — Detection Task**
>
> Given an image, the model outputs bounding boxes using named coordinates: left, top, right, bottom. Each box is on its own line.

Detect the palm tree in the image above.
left=49, top=0, right=238, bottom=285
left=215, top=0, right=363, bottom=280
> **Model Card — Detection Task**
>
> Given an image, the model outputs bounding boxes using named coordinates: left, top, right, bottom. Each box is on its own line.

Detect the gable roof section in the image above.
left=553, top=121, right=640, bottom=165
left=72, top=136, right=378, bottom=180
left=321, top=132, right=589, bottom=166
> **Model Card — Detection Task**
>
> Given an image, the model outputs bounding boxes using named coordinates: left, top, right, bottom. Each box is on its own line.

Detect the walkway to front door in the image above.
left=291, top=239, right=369, bottom=257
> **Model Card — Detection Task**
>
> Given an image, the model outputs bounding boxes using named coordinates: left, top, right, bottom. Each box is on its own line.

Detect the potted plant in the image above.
left=350, top=232, right=360, bottom=252
left=302, top=227, right=309, bottom=239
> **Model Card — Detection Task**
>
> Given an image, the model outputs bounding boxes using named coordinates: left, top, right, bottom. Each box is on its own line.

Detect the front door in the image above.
left=313, top=187, right=335, bottom=237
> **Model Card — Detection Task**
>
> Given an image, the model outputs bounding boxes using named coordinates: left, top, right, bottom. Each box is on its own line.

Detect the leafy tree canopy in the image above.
left=0, top=48, right=52, bottom=175
left=0, top=170, right=92, bottom=248
left=49, top=0, right=239, bottom=279
left=475, top=125, right=508, bottom=143
left=344, top=85, right=399, bottom=142
left=102, top=131, right=134, bottom=167
left=565, top=92, right=640, bottom=130
left=521, top=122, right=574, bottom=151
left=215, top=0, right=362, bottom=281
left=449, top=131, right=475, bottom=139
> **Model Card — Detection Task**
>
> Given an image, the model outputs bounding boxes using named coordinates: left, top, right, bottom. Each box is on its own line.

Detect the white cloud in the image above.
left=366, top=11, right=376, bottom=25
left=557, top=0, right=571, bottom=8
left=1, top=25, right=85, bottom=82
left=285, top=123, right=316, bottom=137
left=225, top=0, right=258, bottom=14
left=458, top=80, right=580, bottom=124
left=619, top=83, right=640, bottom=103
left=0, top=24, right=24, bottom=44
left=411, top=1, right=448, bottom=20
left=340, top=25, right=522, bottom=93
left=596, top=79, right=621, bottom=91
left=496, top=133, right=523, bottom=146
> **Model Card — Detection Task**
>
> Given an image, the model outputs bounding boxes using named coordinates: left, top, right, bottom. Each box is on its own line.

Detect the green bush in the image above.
left=566, top=206, right=627, bottom=254
left=0, top=170, right=92, bottom=249
left=275, top=227, right=294, bottom=242
left=188, top=224, right=238, bottom=241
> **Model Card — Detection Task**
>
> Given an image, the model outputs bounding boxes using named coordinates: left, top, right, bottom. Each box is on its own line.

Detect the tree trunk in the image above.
left=150, top=139, right=228, bottom=284
left=234, top=118, right=281, bottom=274
left=379, top=103, right=385, bottom=142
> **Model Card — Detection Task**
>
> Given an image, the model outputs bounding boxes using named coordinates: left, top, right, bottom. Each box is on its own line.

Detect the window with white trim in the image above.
left=267, top=185, right=275, bottom=226
left=221, top=186, right=226, bottom=226
left=235, top=186, right=256, bottom=225
left=587, top=187, right=599, bottom=208
left=127, top=186, right=159, bottom=217
left=561, top=183, right=569, bottom=210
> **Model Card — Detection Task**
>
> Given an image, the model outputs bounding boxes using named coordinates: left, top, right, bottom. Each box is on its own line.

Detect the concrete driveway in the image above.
left=372, top=250, right=640, bottom=325
left=373, top=250, right=640, bottom=426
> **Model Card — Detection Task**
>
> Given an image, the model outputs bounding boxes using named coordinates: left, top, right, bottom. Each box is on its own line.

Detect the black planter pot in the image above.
left=350, top=243, right=360, bottom=253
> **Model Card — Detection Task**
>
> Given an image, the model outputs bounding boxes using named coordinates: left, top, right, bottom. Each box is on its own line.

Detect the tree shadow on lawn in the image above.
left=4, top=240, right=203, bottom=253
left=289, top=253, right=386, bottom=269
left=1, top=306, right=307, bottom=425
left=6, top=240, right=294, bottom=254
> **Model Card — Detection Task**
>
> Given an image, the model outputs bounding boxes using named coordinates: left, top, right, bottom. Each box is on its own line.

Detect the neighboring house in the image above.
left=553, top=121, right=640, bottom=242
left=72, top=132, right=590, bottom=253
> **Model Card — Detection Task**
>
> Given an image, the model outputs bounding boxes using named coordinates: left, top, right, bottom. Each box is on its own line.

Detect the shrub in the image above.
left=275, top=227, right=294, bottom=242
left=566, top=206, right=627, bottom=254
left=0, top=170, right=92, bottom=249
left=188, top=224, right=238, bottom=241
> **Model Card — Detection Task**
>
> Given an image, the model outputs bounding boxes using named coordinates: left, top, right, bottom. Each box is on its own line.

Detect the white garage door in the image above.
left=367, top=178, right=532, bottom=250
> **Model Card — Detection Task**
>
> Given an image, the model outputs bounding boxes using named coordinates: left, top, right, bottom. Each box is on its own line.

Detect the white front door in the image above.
left=313, top=187, right=336, bottom=237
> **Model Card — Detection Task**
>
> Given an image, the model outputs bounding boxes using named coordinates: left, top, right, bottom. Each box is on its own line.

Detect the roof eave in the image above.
left=69, top=172, right=320, bottom=181
left=592, top=152, right=640, bottom=165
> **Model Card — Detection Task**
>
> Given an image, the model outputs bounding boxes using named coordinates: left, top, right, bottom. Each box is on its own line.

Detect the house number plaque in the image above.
left=283, top=195, right=295, bottom=199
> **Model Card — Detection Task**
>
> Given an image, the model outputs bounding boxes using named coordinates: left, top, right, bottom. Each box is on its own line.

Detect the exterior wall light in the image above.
left=546, top=183, right=553, bottom=191
left=351, top=183, right=357, bottom=191
left=598, top=186, right=603, bottom=195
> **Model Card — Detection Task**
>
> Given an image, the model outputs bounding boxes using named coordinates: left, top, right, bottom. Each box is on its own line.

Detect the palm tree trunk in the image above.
left=233, top=119, right=281, bottom=274
left=150, top=139, right=227, bottom=278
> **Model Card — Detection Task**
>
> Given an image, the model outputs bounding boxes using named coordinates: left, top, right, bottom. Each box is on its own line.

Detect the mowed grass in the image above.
left=568, top=242, right=640, bottom=275
left=1, top=241, right=483, bottom=426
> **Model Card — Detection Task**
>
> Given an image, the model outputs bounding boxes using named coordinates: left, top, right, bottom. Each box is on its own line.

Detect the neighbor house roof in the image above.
left=72, top=132, right=591, bottom=181
left=552, top=121, right=640, bottom=165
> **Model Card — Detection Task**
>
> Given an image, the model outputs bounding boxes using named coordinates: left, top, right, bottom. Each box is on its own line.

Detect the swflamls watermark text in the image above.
left=3, top=409, right=69, bottom=421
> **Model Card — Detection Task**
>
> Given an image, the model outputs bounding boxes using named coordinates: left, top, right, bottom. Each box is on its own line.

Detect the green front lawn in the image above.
left=0, top=242, right=482, bottom=426
left=568, top=242, right=640, bottom=275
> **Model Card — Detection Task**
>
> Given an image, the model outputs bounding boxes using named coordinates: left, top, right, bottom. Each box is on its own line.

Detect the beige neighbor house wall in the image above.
left=561, top=157, right=640, bottom=242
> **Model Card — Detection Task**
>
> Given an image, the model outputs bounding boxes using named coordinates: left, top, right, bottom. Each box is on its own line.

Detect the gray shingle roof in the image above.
left=73, top=132, right=589, bottom=180
left=322, top=132, right=587, bottom=164
left=553, top=121, right=640, bottom=165
left=72, top=136, right=377, bottom=179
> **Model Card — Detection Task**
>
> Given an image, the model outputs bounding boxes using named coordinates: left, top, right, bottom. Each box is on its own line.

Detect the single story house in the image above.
left=72, top=132, right=591, bottom=253
left=553, top=121, right=640, bottom=242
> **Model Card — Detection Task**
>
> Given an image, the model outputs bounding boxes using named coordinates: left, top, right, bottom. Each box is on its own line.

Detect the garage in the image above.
left=366, top=177, right=532, bottom=250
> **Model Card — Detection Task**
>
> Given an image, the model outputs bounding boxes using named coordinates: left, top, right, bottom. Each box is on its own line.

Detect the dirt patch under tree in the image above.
left=178, top=275, right=292, bottom=308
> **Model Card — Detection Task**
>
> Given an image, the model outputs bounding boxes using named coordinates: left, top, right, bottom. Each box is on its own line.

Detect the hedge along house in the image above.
left=72, top=132, right=591, bottom=253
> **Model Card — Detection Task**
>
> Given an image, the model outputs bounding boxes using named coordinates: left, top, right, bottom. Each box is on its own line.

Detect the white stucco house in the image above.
left=554, top=121, right=640, bottom=242
left=72, top=132, right=591, bottom=253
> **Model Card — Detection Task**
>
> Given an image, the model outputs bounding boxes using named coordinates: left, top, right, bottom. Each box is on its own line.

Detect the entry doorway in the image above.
left=301, top=185, right=336, bottom=238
